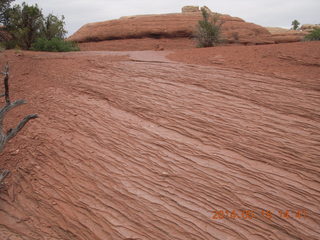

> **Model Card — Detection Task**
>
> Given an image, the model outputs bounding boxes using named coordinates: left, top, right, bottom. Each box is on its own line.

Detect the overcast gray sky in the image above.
left=15, top=0, right=320, bottom=36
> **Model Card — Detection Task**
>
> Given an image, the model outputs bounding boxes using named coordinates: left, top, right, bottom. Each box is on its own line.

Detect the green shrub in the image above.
left=42, top=14, right=67, bottom=40
left=31, top=38, right=79, bottom=52
left=291, top=20, right=300, bottom=30
left=304, top=29, right=320, bottom=41
left=3, top=2, right=68, bottom=50
left=0, top=42, right=5, bottom=52
left=4, top=2, right=44, bottom=49
left=195, top=7, right=223, bottom=48
left=3, top=39, right=18, bottom=49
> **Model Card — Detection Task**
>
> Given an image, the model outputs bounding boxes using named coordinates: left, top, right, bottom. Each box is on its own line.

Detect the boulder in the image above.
left=300, top=24, right=320, bottom=32
left=68, top=6, right=274, bottom=45
left=182, top=6, right=200, bottom=13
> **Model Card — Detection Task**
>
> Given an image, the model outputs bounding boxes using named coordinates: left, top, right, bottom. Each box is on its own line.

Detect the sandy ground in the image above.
left=0, top=41, right=319, bottom=239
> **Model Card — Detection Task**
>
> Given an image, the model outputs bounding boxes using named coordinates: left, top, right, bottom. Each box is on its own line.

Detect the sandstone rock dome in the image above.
left=68, top=6, right=274, bottom=45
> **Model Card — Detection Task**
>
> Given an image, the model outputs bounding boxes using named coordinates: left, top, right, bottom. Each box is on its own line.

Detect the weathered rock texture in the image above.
left=0, top=42, right=319, bottom=239
left=69, top=6, right=274, bottom=45
left=266, top=27, right=307, bottom=43
left=300, top=24, right=320, bottom=31
left=182, top=6, right=200, bottom=13
left=78, top=38, right=195, bottom=51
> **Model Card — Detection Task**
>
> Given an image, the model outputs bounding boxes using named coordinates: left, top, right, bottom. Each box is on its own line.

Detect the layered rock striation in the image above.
left=69, top=6, right=274, bottom=45
left=266, top=27, right=307, bottom=43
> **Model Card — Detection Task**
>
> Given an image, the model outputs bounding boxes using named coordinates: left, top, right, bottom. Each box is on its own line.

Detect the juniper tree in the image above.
left=291, top=20, right=300, bottom=30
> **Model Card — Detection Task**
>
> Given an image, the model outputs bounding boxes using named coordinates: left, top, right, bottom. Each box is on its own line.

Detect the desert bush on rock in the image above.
left=195, top=7, right=223, bottom=48
left=31, top=37, right=79, bottom=52
left=304, top=28, right=320, bottom=41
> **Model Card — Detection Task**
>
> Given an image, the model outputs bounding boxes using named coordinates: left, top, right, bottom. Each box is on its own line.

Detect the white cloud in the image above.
left=15, top=0, right=320, bottom=36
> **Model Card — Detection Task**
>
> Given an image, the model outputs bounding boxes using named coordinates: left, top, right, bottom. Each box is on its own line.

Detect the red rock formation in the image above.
left=0, top=42, right=319, bottom=239
left=182, top=6, right=200, bottom=13
left=78, top=38, right=195, bottom=51
left=300, top=24, right=320, bottom=32
left=69, top=7, right=274, bottom=45
left=266, top=27, right=307, bottom=43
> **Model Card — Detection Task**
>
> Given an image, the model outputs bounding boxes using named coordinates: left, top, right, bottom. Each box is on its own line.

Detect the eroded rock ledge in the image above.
left=68, top=6, right=275, bottom=45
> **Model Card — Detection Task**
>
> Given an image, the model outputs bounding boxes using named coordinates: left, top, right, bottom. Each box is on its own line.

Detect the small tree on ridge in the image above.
left=291, top=20, right=300, bottom=30
left=195, top=7, right=223, bottom=48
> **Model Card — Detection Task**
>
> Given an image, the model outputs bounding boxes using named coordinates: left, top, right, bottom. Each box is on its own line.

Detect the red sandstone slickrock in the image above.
left=0, top=41, right=319, bottom=239
left=68, top=6, right=274, bottom=45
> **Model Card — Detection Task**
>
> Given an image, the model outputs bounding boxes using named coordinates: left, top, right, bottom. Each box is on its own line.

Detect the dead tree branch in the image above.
left=0, top=63, right=38, bottom=187
left=0, top=169, right=10, bottom=188
left=3, top=64, right=10, bottom=104
left=6, top=114, right=38, bottom=141
left=0, top=170, right=10, bottom=182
